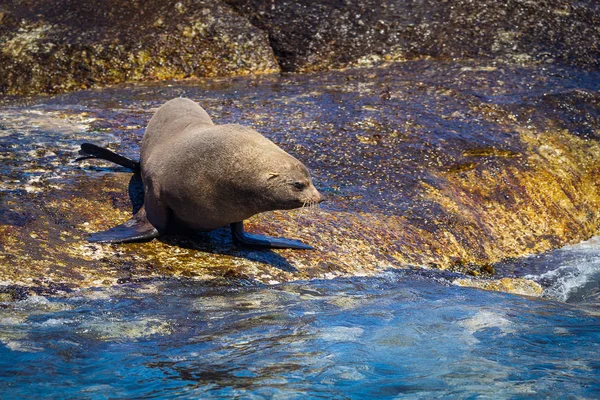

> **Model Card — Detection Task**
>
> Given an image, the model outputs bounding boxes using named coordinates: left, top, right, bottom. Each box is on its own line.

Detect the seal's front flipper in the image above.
left=76, top=143, right=140, bottom=172
left=88, top=208, right=159, bottom=243
left=230, top=222, right=314, bottom=250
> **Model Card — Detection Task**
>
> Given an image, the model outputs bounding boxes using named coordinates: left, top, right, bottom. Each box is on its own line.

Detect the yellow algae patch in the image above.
left=454, top=277, right=544, bottom=297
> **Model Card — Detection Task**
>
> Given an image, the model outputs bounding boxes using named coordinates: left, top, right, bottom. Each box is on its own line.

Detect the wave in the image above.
left=524, top=236, right=600, bottom=304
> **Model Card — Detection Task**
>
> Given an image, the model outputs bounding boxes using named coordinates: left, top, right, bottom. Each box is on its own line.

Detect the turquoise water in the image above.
left=1, top=263, right=599, bottom=399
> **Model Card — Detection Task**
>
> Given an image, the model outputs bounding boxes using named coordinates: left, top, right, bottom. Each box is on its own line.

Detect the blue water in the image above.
left=1, top=265, right=599, bottom=399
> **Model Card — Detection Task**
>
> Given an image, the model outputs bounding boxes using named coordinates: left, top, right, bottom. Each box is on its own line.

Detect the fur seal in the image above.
left=77, top=97, right=322, bottom=249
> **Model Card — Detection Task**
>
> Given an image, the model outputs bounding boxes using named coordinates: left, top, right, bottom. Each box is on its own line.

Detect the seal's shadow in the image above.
left=127, top=173, right=298, bottom=273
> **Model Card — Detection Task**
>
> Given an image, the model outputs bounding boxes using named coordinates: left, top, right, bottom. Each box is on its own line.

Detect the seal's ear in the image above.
left=267, top=172, right=280, bottom=180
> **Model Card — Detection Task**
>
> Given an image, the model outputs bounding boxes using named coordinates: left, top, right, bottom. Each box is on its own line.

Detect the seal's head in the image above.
left=261, top=157, right=323, bottom=211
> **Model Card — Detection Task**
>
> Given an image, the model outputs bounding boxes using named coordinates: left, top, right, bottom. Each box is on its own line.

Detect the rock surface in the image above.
left=453, top=277, right=544, bottom=297
left=226, top=0, right=600, bottom=72
left=1, top=60, right=599, bottom=294
left=1, top=0, right=599, bottom=95
left=0, top=0, right=278, bottom=95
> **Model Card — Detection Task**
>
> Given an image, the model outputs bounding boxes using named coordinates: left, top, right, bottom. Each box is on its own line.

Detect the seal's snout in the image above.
left=315, top=189, right=325, bottom=203
left=309, top=186, right=324, bottom=204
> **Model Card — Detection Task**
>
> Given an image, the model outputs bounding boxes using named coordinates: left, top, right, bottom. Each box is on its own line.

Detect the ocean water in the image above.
left=1, top=239, right=599, bottom=399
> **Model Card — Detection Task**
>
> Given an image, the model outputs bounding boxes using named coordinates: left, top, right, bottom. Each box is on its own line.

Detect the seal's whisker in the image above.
left=295, top=201, right=308, bottom=225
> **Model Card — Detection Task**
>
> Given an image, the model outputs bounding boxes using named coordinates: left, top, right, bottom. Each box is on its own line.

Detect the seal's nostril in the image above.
left=316, top=191, right=325, bottom=203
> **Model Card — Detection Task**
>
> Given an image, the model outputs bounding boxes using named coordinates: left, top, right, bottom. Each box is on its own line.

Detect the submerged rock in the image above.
left=453, top=277, right=544, bottom=297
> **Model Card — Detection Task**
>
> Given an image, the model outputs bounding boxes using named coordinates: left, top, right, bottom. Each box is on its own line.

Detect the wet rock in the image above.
left=0, top=293, right=14, bottom=303
left=2, top=0, right=599, bottom=96
left=453, top=277, right=544, bottom=297
left=82, top=318, right=173, bottom=340
left=0, top=60, right=599, bottom=294
left=225, top=0, right=600, bottom=72
left=0, top=0, right=278, bottom=95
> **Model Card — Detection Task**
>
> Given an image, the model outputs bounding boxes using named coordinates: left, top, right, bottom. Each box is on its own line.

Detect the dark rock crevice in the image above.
left=223, top=0, right=600, bottom=72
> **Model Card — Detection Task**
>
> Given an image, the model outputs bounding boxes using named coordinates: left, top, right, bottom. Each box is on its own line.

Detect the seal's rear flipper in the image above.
left=230, top=222, right=314, bottom=250
left=88, top=209, right=159, bottom=243
left=76, top=143, right=140, bottom=172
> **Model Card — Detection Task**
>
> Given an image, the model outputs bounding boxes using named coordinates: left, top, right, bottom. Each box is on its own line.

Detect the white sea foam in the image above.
left=460, top=310, right=516, bottom=345
left=525, top=236, right=600, bottom=303
left=528, top=261, right=600, bottom=302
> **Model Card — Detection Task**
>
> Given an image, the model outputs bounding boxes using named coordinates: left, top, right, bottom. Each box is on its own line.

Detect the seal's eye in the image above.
left=293, top=181, right=307, bottom=191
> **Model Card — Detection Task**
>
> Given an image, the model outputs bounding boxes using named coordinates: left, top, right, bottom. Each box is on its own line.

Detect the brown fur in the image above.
left=140, top=97, right=322, bottom=233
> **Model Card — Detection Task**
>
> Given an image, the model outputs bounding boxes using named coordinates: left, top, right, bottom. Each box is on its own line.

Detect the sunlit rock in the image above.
left=453, top=277, right=544, bottom=297
left=0, top=60, right=599, bottom=295
left=0, top=0, right=279, bottom=95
